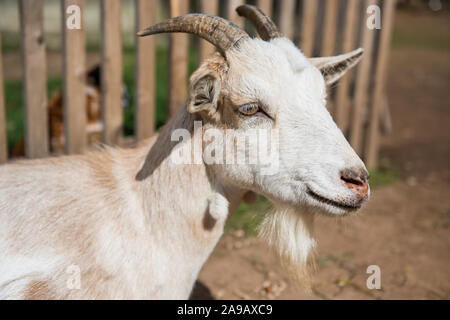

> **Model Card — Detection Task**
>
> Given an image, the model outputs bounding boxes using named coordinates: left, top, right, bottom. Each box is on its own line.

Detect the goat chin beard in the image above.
left=258, top=207, right=317, bottom=289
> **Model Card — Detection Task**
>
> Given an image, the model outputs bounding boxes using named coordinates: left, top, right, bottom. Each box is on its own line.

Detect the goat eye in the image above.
left=238, top=103, right=259, bottom=116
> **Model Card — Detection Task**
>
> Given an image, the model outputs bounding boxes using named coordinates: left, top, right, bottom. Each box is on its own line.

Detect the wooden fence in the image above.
left=0, top=0, right=396, bottom=168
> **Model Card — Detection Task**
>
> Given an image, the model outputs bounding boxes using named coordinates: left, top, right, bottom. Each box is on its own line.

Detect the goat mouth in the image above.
left=306, top=189, right=361, bottom=211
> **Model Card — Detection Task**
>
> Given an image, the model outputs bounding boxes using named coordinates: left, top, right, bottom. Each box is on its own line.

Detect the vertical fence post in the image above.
left=0, top=34, right=6, bottom=164
left=257, top=0, right=273, bottom=18
left=19, top=0, right=48, bottom=159
left=300, top=0, right=318, bottom=57
left=135, top=0, right=156, bottom=141
left=365, top=0, right=396, bottom=168
left=199, top=0, right=219, bottom=63
left=101, top=0, right=123, bottom=145
left=227, top=0, right=245, bottom=27
left=168, top=0, right=189, bottom=117
left=62, top=0, right=86, bottom=154
left=349, top=0, right=377, bottom=155
left=334, top=0, right=359, bottom=131
left=320, top=0, right=339, bottom=57
left=279, top=0, right=296, bottom=40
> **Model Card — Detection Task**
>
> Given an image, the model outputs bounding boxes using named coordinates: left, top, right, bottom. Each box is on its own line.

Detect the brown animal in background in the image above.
left=11, top=65, right=128, bottom=157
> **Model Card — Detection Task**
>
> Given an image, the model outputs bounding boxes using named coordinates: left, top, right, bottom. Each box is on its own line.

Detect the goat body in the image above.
left=0, top=7, right=370, bottom=299
left=0, top=108, right=244, bottom=299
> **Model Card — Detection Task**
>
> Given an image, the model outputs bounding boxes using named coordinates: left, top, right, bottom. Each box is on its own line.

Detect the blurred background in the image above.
left=0, top=0, right=449, bottom=299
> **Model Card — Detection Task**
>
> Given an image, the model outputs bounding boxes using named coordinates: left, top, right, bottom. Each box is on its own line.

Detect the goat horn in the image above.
left=137, top=13, right=249, bottom=55
left=236, top=4, right=281, bottom=41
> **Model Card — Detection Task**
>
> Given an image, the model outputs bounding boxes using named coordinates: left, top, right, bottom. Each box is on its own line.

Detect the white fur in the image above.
left=259, top=207, right=316, bottom=284
left=0, top=35, right=368, bottom=299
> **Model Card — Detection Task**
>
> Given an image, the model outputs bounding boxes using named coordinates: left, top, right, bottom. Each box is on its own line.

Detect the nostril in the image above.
left=340, top=168, right=369, bottom=187
left=340, top=175, right=364, bottom=187
left=340, top=169, right=370, bottom=198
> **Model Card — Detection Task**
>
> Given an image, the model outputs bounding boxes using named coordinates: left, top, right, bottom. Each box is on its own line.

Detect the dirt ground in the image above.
left=193, top=10, right=450, bottom=300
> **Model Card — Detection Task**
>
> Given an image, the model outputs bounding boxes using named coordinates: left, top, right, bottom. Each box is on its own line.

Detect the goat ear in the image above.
left=309, top=48, right=364, bottom=85
left=188, top=70, right=221, bottom=114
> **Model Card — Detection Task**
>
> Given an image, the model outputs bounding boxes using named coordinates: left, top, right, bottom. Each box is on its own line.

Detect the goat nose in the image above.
left=340, top=168, right=369, bottom=198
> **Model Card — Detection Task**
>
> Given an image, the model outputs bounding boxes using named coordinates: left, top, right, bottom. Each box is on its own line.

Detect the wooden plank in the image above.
left=257, top=0, right=273, bottom=17
left=168, top=0, right=190, bottom=117
left=379, top=96, right=392, bottom=134
left=198, top=0, right=219, bottom=63
left=227, top=0, right=245, bottom=28
left=101, top=0, right=123, bottom=145
left=135, top=0, right=156, bottom=141
left=349, top=0, right=377, bottom=155
left=279, top=0, right=296, bottom=40
left=0, top=34, right=6, bottom=163
left=62, top=0, right=86, bottom=154
left=300, top=0, right=318, bottom=56
left=334, top=0, right=359, bottom=131
left=19, top=0, right=48, bottom=159
left=320, top=0, right=339, bottom=57
left=365, top=0, right=396, bottom=168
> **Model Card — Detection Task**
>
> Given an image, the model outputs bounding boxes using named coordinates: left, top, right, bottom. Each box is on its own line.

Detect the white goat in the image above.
left=0, top=6, right=369, bottom=299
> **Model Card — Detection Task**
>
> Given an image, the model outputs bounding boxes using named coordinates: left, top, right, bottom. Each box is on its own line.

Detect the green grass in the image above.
left=1, top=31, right=21, bottom=53
left=122, top=46, right=172, bottom=136
left=225, top=196, right=270, bottom=236
left=368, top=157, right=402, bottom=189
left=4, top=79, right=23, bottom=150
left=392, top=28, right=450, bottom=52
left=4, top=77, right=62, bottom=150
left=391, top=11, right=450, bottom=52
